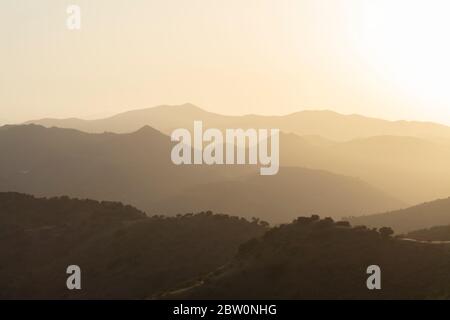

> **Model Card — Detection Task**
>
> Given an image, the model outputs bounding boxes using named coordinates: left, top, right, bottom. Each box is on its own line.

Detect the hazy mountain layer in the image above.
left=346, top=197, right=450, bottom=233
left=402, top=225, right=450, bottom=242
left=154, top=167, right=402, bottom=223
left=27, top=104, right=450, bottom=204
left=281, top=133, right=450, bottom=203
left=0, top=125, right=402, bottom=222
left=28, top=103, right=450, bottom=141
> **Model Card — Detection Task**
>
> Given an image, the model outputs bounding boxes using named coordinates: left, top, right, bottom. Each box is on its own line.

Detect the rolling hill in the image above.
left=0, top=192, right=267, bottom=299
left=0, top=124, right=402, bottom=222
left=163, top=216, right=450, bottom=300
left=280, top=134, right=450, bottom=203
left=154, top=167, right=402, bottom=223
left=4, top=193, right=450, bottom=299
left=346, top=197, right=450, bottom=233
left=402, top=225, right=450, bottom=242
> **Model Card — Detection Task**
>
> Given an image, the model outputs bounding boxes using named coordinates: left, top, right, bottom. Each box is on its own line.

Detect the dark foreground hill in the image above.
left=163, top=216, right=450, bottom=300
left=3, top=193, right=450, bottom=300
left=0, top=193, right=266, bottom=299
left=346, top=197, right=450, bottom=233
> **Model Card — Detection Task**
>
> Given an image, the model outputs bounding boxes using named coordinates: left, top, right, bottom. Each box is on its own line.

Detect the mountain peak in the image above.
left=157, top=103, right=206, bottom=113
left=180, top=102, right=201, bottom=109
left=131, top=125, right=164, bottom=136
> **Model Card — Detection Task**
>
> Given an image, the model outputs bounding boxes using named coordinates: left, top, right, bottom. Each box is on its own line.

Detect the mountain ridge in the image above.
left=26, top=103, right=450, bottom=141
left=345, top=197, right=450, bottom=233
left=0, top=124, right=403, bottom=222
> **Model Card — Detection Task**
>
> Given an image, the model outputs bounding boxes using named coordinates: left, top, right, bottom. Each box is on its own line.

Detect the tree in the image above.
left=336, top=221, right=351, bottom=227
left=379, top=227, right=394, bottom=238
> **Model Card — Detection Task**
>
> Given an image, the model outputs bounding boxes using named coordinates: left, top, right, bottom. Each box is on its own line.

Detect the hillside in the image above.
left=346, top=197, right=450, bottom=234
left=0, top=125, right=402, bottom=222
left=163, top=216, right=450, bottom=300
left=402, top=225, right=450, bottom=242
left=0, top=124, right=253, bottom=214
left=280, top=134, right=450, bottom=203
left=154, top=167, right=402, bottom=223
left=27, top=103, right=450, bottom=141
left=27, top=104, right=450, bottom=204
left=0, top=193, right=267, bottom=299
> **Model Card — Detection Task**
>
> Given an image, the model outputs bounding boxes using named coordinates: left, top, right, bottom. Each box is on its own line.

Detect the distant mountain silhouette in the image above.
left=163, top=216, right=450, bottom=300
left=346, top=197, right=450, bottom=233
left=0, top=125, right=402, bottom=222
left=26, top=105, right=450, bottom=204
left=0, top=124, right=252, bottom=214
left=402, top=225, right=450, bottom=242
left=27, top=103, right=450, bottom=141
left=0, top=192, right=267, bottom=299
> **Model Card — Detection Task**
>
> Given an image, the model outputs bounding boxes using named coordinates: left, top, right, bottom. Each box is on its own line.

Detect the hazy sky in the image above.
left=1, top=0, right=450, bottom=124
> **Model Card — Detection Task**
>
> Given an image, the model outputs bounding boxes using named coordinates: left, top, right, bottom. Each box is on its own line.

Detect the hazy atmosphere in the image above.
left=2, top=0, right=450, bottom=124
left=3, top=0, right=450, bottom=303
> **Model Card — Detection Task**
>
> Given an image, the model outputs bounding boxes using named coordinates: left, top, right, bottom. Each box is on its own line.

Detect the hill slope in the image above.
left=0, top=125, right=402, bottom=222
left=0, top=193, right=267, bottom=299
left=155, top=167, right=402, bottom=223
left=346, top=197, right=450, bottom=233
left=27, top=104, right=450, bottom=204
left=281, top=134, right=450, bottom=203
left=402, top=225, right=450, bottom=242
left=0, top=124, right=252, bottom=214
left=164, top=216, right=450, bottom=300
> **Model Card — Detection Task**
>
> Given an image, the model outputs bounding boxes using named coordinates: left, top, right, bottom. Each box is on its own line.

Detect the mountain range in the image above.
left=28, top=103, right=450, bottom=141
left=4, top=193, right=450, bottom=299
left=26, top=104, right=450, bottom=204
left=0, top=124, right=401, bottom=222
left=5, top=103, right=450, bottom=228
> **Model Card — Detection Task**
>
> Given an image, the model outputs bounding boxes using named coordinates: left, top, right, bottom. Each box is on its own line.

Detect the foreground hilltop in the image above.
left=163, top=216, right=450, bottom=300
left=0, top=192, right=266, bottom=299
left=3, top=192, right=450, bottom=299
left=25, top=104, right=450, bottom=204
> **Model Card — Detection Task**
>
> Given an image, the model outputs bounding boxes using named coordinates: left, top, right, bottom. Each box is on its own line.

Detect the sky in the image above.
left=1, top=0, right=450, bottom=125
